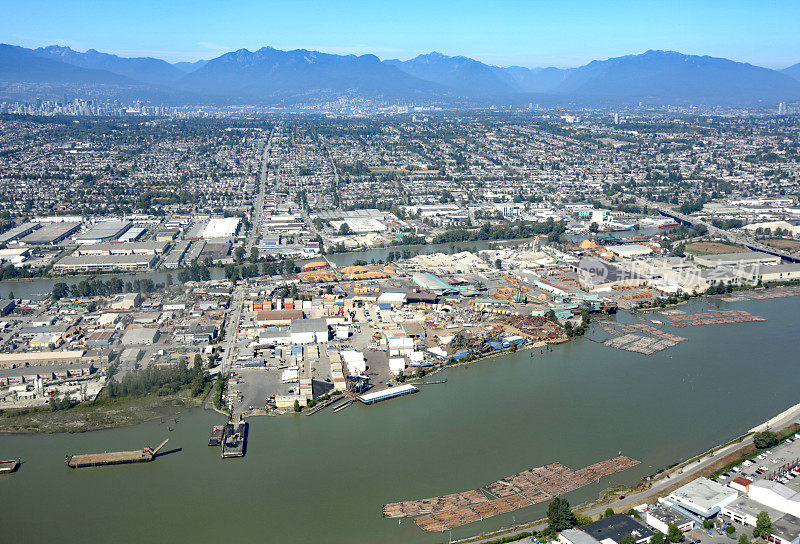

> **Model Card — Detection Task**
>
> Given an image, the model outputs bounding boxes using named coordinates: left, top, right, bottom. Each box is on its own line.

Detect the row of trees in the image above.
left=432, top=218, right=567, bottom=244
left=105, top=358, right=207, bottom=399
left=52, top=277, right=160, bottom=300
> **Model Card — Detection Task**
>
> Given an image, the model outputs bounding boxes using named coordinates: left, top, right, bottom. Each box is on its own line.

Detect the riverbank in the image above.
left=0, top=390, right=204, bottom=433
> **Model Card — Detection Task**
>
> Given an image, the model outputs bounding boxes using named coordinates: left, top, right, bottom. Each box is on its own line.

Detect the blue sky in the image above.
left=3, top=0, right=800, bottom=69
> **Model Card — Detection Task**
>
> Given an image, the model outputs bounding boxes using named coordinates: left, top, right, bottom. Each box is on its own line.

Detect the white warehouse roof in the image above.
left=202, top=217, right=241, bottom=240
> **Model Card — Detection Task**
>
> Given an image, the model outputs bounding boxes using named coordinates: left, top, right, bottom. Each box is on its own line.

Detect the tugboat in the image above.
left=0, top=459, right=20, bottom=474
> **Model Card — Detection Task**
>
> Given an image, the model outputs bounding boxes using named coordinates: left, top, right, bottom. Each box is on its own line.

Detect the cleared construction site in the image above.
left=383, top=456, right=640, bottom=532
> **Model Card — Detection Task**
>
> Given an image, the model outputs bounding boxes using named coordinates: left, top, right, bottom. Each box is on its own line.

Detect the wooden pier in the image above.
left=66, top=439, right=168, bottom=469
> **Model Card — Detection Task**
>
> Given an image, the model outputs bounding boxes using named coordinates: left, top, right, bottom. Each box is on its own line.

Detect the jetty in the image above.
left=66, top=439, right=168, bottom=469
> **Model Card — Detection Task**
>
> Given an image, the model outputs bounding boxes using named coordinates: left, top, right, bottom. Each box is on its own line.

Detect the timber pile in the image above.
left=666, top=310, right=765, bottom=327
left=484, top=457, right=639, bottom=499
left=414, top=495, right=533, bottom=532
left=408, top=456, right=639, bottom=532
left=727, top=286, right=800, bottom=302
left=382, top=490, right=488, bottom=518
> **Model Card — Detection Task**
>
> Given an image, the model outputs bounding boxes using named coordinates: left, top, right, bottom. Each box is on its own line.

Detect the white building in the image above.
left=290, top=318, right=329, bottom=344
left=202, top=217, right=241, bottom=240
left=748, top=480, right=800, bottom=519
left=341, top=350, right=366, bottom=375
left=667, top=477, right=738, bottom=518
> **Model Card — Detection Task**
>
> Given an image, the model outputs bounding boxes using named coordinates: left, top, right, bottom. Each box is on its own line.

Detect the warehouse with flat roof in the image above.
left=694, top=251, right=782, bottom=268
left=21, top=222, right=81, bottom=245
left=75, top=220, right=132, bottom=244
left=53, top=253, right=158, bottom=273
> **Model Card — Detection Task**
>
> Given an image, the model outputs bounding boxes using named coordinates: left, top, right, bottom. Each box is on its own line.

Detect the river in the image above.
left=1, top=295, right=798, bottom=543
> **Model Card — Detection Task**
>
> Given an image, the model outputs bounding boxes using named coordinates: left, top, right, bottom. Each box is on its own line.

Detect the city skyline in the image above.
left=3, top=0, right=800, bottom=69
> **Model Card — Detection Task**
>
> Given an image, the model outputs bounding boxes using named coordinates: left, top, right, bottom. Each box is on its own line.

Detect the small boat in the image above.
left=0, top=459, right=20, bottom=474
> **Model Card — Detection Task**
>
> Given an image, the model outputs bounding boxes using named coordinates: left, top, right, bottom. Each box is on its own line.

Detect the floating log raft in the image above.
left=665, top=310, right=765, bottom=327
left=383, top=490, right=488, bottom=518
left=385, top=456, right=640, bottom=532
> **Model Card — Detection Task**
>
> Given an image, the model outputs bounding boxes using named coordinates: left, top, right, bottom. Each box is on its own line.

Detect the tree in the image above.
left=621, top=535, right=636, bottom=544
left=293, top=400, right=301, bottom=412
left=52, top=282, right=70, bottom=300
left=753, top=430, right=780, bottom=449
left=667, top=524, right=683, bottom=543
left=338, top=223, right=351, bottom=235
left=604, top=508, right=616, bottom=518
left=547, top=497, right=577, bottom=532
left=739, top=534, right=751, bottom=544
left=249, top=247, right=259, bottom=263
left=650, top=531, right=665, bottom=544
left=590, top=222, right=600, bottom=233
left=234, top=246, right=246, bottom=262
left=495, top=258, right=502, bottom=269
left=755, top=511, right=772, bottom=539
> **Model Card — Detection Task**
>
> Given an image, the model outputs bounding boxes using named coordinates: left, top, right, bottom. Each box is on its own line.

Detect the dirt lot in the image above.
left=765, top=238, right=800, bottom=250
left=685, top=242, right=748, bottom=255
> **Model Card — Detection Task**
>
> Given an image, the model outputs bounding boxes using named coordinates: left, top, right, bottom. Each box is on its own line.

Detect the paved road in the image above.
left=221, top=128, right=274, bottom=375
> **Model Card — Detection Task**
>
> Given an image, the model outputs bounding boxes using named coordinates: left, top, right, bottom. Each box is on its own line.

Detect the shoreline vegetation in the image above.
left=0, top=357, right=211, bottom=433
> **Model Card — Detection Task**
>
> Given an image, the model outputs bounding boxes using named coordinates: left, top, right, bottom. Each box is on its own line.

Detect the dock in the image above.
left=357, top=384, right=418, bottom=405
left=332, top=399, right=354, bottom=413
left=221, top=419, right=247, bottom=458
left=66, top=439, right=168, bottom=469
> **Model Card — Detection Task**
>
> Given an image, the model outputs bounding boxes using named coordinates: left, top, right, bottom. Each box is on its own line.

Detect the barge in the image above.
left=66, top=439, right=168, bottom=469
left=221, top=418, right=247, bottom=458
left=208, top=425, right=224, bottom=446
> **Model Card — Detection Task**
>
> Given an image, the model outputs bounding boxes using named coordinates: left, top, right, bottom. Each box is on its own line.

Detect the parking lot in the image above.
left=715, top=431, right=800, bottom=485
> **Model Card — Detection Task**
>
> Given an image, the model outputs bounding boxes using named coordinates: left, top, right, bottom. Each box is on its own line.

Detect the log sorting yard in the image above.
left=382, top=456, right=640, bottom=532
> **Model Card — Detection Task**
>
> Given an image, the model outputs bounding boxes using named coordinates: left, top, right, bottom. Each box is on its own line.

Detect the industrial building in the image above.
left=255, top=309, right=303, bottom=326
left=202, top=217, right=241, bottom=240
left=20, top=222, right=81, bottom=245
left=580, top=514, right=653, bottom=544
left=722, top=494, right=784, bottom=528
left=559, top=528, right=601, bottom=544
left=53, top=253, right=158, bottom=273
left=74, top=241, right=169, bottom=256
left=738, top=263, right=800, bottom=283
left=693, top=251, right=782, bottom=268
left=121, top=328, right=160, bottom=345
left=644, top=505, right=695, bottom=534
left=0, top=222, right=40, bottom=244
left=666, top=477, right=738, bottom=518
left=75, top=220, right=132, bottom=244
left=290, top=318, right=329, bottom=344
left=0, top=350, right=105, bottom=369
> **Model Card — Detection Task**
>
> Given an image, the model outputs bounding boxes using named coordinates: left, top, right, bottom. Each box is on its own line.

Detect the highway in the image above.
left=633, top=196, right=800, bottom=263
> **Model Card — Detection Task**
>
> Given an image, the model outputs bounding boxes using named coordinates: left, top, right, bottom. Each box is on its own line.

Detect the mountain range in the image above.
left=1, top=42, right=799, bottom=106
